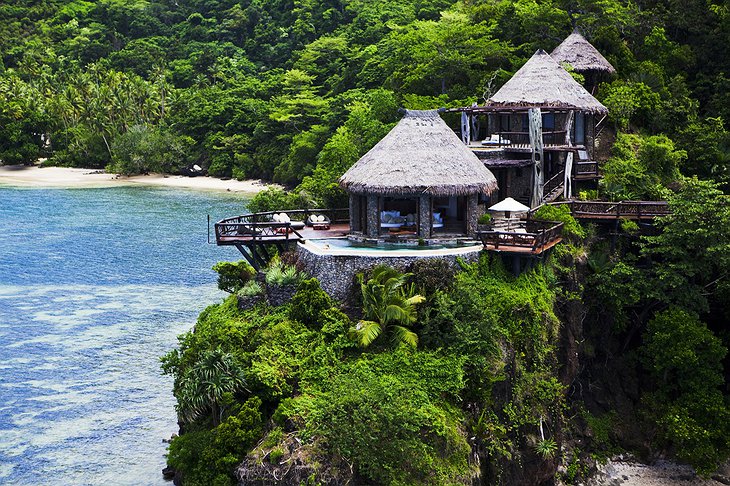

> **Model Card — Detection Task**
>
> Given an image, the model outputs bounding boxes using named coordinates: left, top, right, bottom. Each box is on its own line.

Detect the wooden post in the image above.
left=564, top=111, right=574, bottom=199
left=466, top=194, right=479, bottom=237
left=461, top=112, right=470, bottom=145
left=528, top=108, right=544, bottom=208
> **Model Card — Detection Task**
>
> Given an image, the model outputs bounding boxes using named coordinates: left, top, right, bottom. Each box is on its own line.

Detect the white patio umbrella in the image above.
left=488, top=197, right=530, bottom=215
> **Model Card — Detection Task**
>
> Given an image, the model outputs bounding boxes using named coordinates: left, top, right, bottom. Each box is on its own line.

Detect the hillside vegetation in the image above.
left=162, top=190, right=730, bottom=484
left=1, top=0, right=729, bottom=204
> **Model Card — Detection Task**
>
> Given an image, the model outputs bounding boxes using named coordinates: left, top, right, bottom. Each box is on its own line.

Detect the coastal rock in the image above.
left=588, top=458, right=726, bottom=486
left=237, top=294, right=265, bottom=310
left=266, top=285, right=297, bottom=307
left=161, top=466, right=176, bottom=480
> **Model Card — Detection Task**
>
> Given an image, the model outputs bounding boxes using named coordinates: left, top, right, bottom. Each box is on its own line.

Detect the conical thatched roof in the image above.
left=339, top=110, right=497, bottom=197
left=487, top=50, right=608, bottom=114
left=551, top=30, right=616, bottom=74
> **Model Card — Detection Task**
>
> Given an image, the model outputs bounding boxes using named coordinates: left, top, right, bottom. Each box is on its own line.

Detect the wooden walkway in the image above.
left=549, top=200, right=670, bottom=220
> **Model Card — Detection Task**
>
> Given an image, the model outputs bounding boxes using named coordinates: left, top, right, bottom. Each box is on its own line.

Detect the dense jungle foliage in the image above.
left=2, top=0, right=729, bottom=202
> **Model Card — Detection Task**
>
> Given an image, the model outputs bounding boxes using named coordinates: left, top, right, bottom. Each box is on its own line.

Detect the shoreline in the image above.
left=0, top=165, right=276, bottom=194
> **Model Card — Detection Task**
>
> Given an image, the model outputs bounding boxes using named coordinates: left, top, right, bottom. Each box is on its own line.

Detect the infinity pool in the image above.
left=302, top=237, right=483, bottom=256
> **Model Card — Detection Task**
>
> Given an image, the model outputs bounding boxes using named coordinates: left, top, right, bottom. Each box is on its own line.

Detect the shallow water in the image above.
left=0, top=186, right=247, bottom=485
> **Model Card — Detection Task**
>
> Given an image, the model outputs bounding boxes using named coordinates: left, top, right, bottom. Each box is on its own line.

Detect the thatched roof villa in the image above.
left=454, top=48, right=609, bottom=206
left=340, top=109, right=497, bottom=240
left=550, top=29, right=616, bottom=92
left=487, top=49, right=608, bottom=114
left=550, top=30, right=616, bottom=75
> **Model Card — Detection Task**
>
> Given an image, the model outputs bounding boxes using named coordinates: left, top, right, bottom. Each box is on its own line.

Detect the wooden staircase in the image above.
left=541, top=170, right=565, bottom=204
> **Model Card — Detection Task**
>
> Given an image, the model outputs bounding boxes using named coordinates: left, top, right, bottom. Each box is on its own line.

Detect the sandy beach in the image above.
left=0, top=165, right=275, bottom=193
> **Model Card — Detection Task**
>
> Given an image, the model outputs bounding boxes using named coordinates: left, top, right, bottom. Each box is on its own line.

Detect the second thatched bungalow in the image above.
left=550, top=29, right=616, bottom=93
left=455, top=49, right=609, bottom=207
left=339, top=109, right=498, bottom=240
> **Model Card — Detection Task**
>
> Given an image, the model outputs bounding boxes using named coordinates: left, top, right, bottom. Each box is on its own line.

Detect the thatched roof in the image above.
left=339, top=110, right=498, bottom=197
left=487, top=50, right=608, bottom=114
left=551, top=30, right=616, bottom=74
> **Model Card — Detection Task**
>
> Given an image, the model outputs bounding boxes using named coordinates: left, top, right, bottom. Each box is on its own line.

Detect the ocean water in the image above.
left=0, top=186, right=247, bottom=485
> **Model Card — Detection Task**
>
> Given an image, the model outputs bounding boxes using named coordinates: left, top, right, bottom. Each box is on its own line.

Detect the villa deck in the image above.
left=215, top=208, right=350, bottom=269
left=215, top=208, right=569, bottom=266
left=477, top=219, right=564, bottom=255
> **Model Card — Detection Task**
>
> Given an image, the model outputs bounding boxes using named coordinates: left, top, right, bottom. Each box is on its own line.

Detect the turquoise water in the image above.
left=0, top=186, right=247, bottom=485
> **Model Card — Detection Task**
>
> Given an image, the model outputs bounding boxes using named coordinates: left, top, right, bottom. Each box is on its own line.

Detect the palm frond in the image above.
left=390, top=325, right=418, bottom=348
left=354, top=320, right=382, bottom=347
left=404, top=294, right=426, bottom=306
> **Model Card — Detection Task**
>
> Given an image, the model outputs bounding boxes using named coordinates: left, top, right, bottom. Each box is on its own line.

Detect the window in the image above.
left=542, top=113, right=555, bottom=130
left=574, top=112, right=585, bottom=144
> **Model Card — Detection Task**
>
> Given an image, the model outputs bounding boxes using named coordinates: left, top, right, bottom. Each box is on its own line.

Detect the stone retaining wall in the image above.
left=297, top=243, right=482, bottom=301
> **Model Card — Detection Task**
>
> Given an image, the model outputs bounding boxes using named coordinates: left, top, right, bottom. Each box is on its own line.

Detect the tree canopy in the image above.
left=1, top=0, right=728, bottom=204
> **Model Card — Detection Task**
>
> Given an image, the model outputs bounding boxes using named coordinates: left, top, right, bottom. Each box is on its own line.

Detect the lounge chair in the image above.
left=481, top=134, right=511, bottom=146
left=306, top=214, right=331, bottom=230
left=272, top=212, right=305, bottom=231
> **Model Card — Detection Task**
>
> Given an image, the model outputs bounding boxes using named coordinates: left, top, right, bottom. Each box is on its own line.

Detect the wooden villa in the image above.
left=453, top=49, right=609, bottom=207
left=339, top=109, right=498, bottom=241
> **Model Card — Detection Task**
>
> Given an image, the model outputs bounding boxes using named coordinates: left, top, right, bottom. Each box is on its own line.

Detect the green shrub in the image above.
left=289, top=278, right=332, bottom=327
left=167, top=397, right=263, bottom=486
left=110, top=125, right=194, bottom=175
left=619, top=218, right=639, bottom=234
left=578, top=190, right=598, bottom=201
left=265, top=261, right=303, bottom=287
left=213, top=261, right=256, bottom=293
left=641, top=308, right=730, bottom=476
left=534, top=204, right=586, bottom=239
left=247, top=187, right=314, bottom=213
left=600, top=133, right=684, bottom=201
left=268, top=447, right=285, bottom=464
left=280, top=350, right=474, bottom=485
left=407, top=258, right=456, bottom=296
left=478, top=212, right=492, bottom=225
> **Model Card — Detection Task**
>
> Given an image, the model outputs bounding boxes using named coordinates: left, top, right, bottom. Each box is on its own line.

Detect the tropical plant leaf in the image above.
left=354, top=319, right=382, bottom=347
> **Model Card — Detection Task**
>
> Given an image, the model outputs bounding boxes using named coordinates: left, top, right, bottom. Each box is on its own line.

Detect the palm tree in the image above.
left=177, top=348, right=248, bottom=426
left=353, top=265, right=425, bottom=348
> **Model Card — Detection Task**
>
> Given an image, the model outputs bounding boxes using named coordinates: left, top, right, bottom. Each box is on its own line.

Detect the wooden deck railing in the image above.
left=494, top=130, right=568, bottom=148
left=541, top=200, right=670, bottom=220
left=477, top=219, right=564, bottom=252
left=215, top=208, right=349, bottom=243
